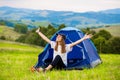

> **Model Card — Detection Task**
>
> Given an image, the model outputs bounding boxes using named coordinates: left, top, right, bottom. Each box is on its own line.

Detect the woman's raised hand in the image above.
left=36, top=28, right=40, bottom=33
left=35, top=27, right=51, bottom=43
left=83, top=33, right=93, bottom=40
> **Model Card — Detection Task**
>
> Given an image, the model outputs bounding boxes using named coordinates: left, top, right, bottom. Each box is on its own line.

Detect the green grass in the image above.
left=92, top=25, right=120, bottom=37
left=0, top=40, right=120, bottom=80
left=0, top=40, right=43, bottom=52
left=0, top=25, right=23, bottom=41
left=0, top=26, right=3, bottom=33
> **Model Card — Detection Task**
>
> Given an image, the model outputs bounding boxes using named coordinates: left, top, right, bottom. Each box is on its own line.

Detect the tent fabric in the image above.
left=34, top=27, right=102, bottom=69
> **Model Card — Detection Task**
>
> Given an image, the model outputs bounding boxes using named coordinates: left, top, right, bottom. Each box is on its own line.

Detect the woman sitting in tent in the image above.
left=31, top=28, right=92, bottom=72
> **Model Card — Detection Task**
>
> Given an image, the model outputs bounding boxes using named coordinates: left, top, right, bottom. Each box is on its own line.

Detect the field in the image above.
left=92, top=25, right=120, bottom=37
left=0, top=25, right=23, bottom=41
left=0, top=40, right=120, bottom=80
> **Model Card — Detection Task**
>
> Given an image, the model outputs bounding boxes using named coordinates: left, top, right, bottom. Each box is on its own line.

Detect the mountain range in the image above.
left=0, top=6, right=120, bottom=28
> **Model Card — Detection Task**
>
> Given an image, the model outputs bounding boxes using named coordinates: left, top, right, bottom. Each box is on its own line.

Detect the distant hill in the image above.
left=0, top=6, right=120, bottom=28
left=92, top=25, right=120, bottom=37
left=100, top=8, right=120, bottom=14
left=0, top=25, right=23, bottom=41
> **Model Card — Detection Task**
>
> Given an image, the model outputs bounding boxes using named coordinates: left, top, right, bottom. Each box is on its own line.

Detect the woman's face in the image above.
left=56, top=35, right=63, bottom=42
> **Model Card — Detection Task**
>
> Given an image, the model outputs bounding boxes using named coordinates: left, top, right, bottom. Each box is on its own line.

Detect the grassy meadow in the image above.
left=0, top=40, right=120, bottom=80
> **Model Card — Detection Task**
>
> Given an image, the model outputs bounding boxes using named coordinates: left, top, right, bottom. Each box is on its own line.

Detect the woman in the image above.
left=31, top=28, right=92, bottom=72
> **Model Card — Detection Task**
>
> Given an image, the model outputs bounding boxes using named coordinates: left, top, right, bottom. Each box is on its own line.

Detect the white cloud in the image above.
left=0, top=0, right=120, bottom=12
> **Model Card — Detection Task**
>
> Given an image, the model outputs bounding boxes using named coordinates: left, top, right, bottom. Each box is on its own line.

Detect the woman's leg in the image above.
left=45, top=55, right=66, bottom=71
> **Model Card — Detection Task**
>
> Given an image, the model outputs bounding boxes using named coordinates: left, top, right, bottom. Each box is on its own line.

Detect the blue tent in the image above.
left=34, top=27, right=102, bottom=69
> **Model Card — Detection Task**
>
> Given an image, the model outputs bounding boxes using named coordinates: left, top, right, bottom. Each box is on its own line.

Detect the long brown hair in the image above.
left=54, top=38, right=66, bottom=53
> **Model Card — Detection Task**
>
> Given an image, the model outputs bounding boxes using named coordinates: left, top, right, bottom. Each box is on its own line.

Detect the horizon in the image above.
left=0, top=0, right=120, bottom=12
left=0, top=6, right=120, bottom=13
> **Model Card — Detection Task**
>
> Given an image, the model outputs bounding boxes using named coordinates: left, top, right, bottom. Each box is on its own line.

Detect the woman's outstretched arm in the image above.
left=36, top=28, right=51, bottom=43
left=69, top=33, right=92, bottom=48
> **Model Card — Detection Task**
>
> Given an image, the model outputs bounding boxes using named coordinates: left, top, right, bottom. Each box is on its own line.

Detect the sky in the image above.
left=0, top=0, right=120, bottom=12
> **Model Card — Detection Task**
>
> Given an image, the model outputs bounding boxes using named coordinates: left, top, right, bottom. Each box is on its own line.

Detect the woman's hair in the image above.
left=54, top=37, right=66, bottom=53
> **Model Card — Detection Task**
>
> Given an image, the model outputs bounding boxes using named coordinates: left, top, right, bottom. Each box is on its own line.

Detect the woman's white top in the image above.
left=50, top=41, right=72, bottom=66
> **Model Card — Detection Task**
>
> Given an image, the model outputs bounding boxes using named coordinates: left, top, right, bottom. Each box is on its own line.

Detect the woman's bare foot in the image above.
left=36, top=67, right=44, bottom=72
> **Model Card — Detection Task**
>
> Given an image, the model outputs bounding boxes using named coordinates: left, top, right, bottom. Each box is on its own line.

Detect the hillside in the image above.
left=0, top=6, right=120, bottom=28
left=92, top=25, right=120, bottom=37
left=0, top=25, right=23, bottom=41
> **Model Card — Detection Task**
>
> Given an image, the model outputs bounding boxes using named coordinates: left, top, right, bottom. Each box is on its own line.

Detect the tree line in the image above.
left=15, top=24, right=120, bottom=54
left=0, top=20, right=120, bottom=54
